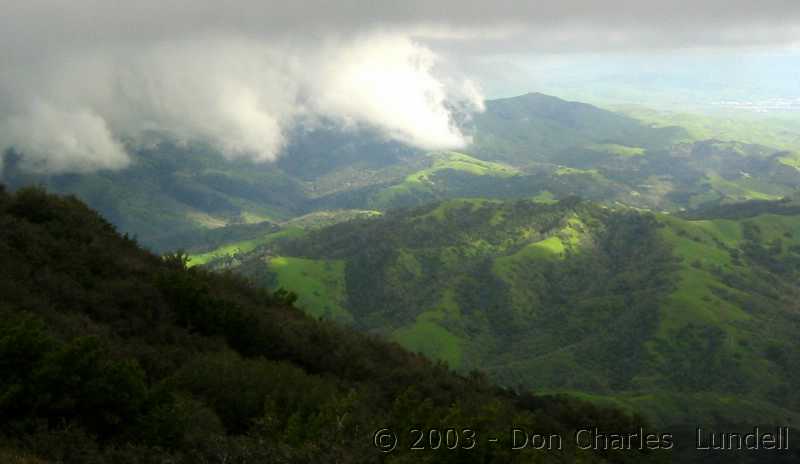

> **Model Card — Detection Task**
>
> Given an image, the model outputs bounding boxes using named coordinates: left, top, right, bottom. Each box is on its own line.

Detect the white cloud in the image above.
left=1, top=101, right=129, bottom=174
left=311, top=34, right=484, bottom=149
left=1, top=34, right=483, bottom=174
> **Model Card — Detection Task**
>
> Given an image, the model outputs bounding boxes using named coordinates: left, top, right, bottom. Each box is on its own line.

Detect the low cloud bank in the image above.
left=0, top=34, right=483, bottom=174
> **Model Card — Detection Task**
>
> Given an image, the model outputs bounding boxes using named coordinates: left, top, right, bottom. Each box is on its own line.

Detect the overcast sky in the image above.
left=2, top=1, right=799, bottom=173
left=5, top=1, right=800, bottom=50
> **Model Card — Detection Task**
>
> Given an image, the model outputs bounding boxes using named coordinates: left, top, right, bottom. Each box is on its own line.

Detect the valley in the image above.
left=194, top=195, right=800, bottom=428
left=6, top=3, right=800, bottom=462
left=4, top=91, right=800, bottom=461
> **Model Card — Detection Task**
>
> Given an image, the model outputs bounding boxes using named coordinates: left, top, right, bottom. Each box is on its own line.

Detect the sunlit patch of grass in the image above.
left=186, top=211, right=229, bottom=229
left=239, top=211, right=272, bottom=224
left=555, top=166, right=600, bottom=177
left=418, top=197, right=497, bottom=222
left=706, top=173, right=784, bottom=202
left=187, top=227, right=305, bottom=266
left=778, top=151, right=800, bottom=169
left=690, top=219, right=742, bottom=246
left=371, top=152, right=519, bottom=208
left=531, top=190, right=557, bottom=204
left=494, top=216, right=585, bottom=273
left=587, top=143, right=646, bottom=157
left=391, top=307, right=464, bottom=369
left=493, top=216, right=587, bottom=314
left=657, top=219, right=750, bottom=333
left=267, top=256, right=352, bottom=323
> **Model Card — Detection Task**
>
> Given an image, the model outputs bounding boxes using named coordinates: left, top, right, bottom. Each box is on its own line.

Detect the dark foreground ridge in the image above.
left=0, top=185, right=673, bottom=463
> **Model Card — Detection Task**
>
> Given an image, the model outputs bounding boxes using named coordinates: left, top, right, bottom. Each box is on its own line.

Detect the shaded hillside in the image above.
left=2, top=141, right=308, bottom=251
left=215, top=197, right=800, bottom=430
left=471, top=92, right=687, bottom=165
left=0, top=128, right=422, bottom=252
left=0, top=186, right=673, bottom=463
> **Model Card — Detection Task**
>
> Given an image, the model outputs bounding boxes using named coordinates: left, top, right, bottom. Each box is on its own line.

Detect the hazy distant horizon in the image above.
left=470, top=48, right=800, bottom=113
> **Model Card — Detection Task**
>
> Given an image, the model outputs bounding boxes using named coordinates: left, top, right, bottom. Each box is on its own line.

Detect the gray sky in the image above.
left=4, top=1, right=800, bottom=52
left=2, top=1, right=800, bottom=173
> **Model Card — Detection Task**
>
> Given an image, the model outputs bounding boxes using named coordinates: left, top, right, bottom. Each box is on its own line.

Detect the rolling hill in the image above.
left=6, top=92, right=800, bottom=463
left=204, top=195, right=800, bottom=432
left=470, top=92, right=687, bottom=165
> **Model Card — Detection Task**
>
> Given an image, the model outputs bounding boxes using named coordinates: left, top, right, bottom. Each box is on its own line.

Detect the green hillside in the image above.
left=187, top=226, right=305, bottom=267
left=6, top=92, right=800, bottom=463
left=2, top=141, right=308, bottom=251
left=311, top=94, right=800, bottom=214
left=267, top=256, right=351, bottom=323
left=469, top=93, right=687, bottom=164
left=185, top=209, right=381, bottom=269
left=368, top=152, right=520, bottom=209
left=0, top=186, right=675, bottom=463
left=224, top=196, right=800, bottom=430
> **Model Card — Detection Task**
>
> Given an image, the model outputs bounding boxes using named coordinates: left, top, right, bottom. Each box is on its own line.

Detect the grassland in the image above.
left=587, top=143, right=646, bottom=157
left=370, top=152, right=519, bottom=208
left=267, top=256, right=351, bottom=323
left=657, top=216, right=750, bottom=331
left=777, top=151, right=800, bottom=169
left=186, top=210, right=383, bottom=267
left=420, top=197, right=501, bottom=222
left=391, top=300, right=465, bottom=369
left=531, top=190, right=557, bottom=204
left=554, top=166, right=601, bottom=177
left=493, top=216, right=587, bottom=315
left=706, top=174, right=785, bottom=202
left=495, top=216, right=584, bottom=268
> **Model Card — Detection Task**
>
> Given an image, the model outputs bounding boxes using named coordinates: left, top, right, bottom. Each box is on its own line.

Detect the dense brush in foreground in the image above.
left=0, top=185, right=667, bottom=463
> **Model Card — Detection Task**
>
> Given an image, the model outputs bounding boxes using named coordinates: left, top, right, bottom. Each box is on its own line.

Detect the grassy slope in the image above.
left=370, top=151, right=519, bottom=208
left=586, top=143, right=646, bottom=157
left=187, top=227, right=305, bottom=266
left=391, top=301, right=464, bottom=369
left=493, top=216, right=587, bottom=315
left=187, top=210, right=382, bottom=267
left=267, top=256, right=351, bottom=323
left=229, top=197, right=800, bottom=428
left=657, top=216, right=750, bottom=329
left=626, top=212, right=800, bottom=424
left=526, top=207, right=798, bottom=425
